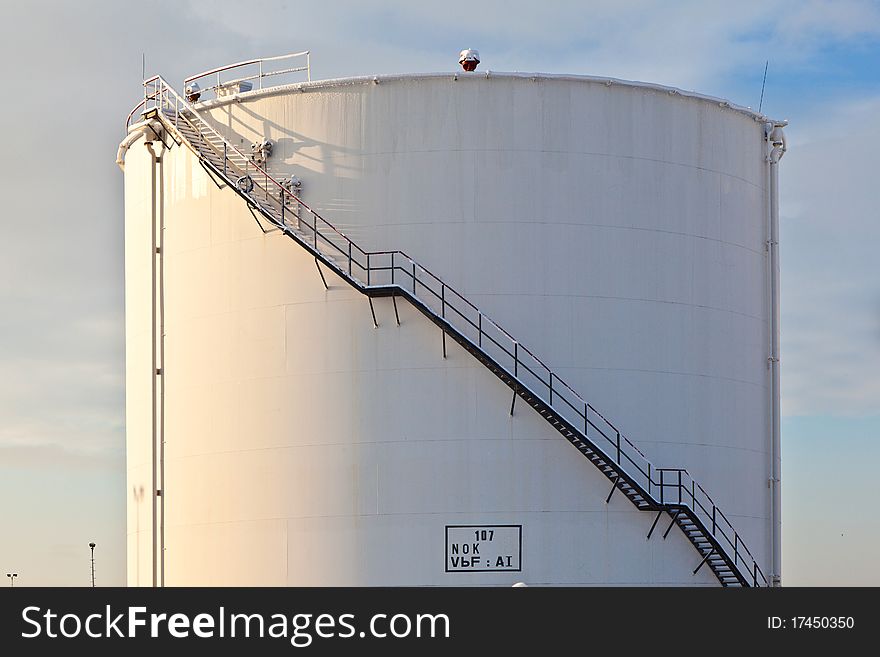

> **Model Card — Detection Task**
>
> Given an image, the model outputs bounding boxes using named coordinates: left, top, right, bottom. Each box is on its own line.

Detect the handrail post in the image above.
left=549, top=372, right=553, bottom=404
left=259, top=60, right=263, bottom=90
left=616, top=431, right=621, bottom=463
left=734, top=532, right=739, bottom=565
left=678, top=470, right=682, bottom=504
left=647, top=463, right=651, bottom=496
left=660, top=470, right=664, bottom=504
left=348, top=242, right=352, bottom=276
left=391, top=252, right=395, bottom=285
left=514, top=343, right=518, bottom=377
left=441, top=284, right=445, bottom=318
left=712, top=506, right=716, bottom=534
left=478, top=313, right=482, bottom=347
left=367, top=253, right=371, bottom=286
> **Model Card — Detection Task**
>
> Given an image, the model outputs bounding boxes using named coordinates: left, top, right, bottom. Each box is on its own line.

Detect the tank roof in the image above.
left=193, top=71, right=786, bottom=127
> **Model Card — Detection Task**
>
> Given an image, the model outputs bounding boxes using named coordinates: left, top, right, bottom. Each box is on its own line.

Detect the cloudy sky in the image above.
left=0, top=0, right=877, bottom=586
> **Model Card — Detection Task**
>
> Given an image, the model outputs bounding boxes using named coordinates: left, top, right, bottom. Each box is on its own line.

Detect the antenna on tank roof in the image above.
left=759, top=60, right=768, bottom=113
left=89, top=542, right=96, bottom=587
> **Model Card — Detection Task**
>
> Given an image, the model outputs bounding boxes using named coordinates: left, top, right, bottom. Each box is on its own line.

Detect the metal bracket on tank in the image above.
left=199, top=161, right=227, bottom=190
left=368, top=298, right=378, bottom=328
left=314, top=258, right=328, bottom=290
left=693, top=549, right=715, bottom=575
left=391, top=295, right=400, bottom=326
left=662, top=509, right=681, bottom=539
left=646, top=510, right=663, bottom=540
left=245, top=204, right=276, bottom=234
left=141, top=110, right=176, bottom=150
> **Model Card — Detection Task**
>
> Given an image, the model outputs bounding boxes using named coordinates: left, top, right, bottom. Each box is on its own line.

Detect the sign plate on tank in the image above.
left=445, top=525, right=522, bottom=572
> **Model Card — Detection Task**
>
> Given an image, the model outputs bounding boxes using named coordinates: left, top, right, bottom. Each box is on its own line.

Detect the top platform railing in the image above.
left=183, top=51, right=310, bottom=101
left=126, top=52, right=310, bottom=131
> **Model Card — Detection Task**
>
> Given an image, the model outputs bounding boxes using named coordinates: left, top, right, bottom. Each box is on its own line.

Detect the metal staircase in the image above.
left=129, top=76, right=769, bottom=587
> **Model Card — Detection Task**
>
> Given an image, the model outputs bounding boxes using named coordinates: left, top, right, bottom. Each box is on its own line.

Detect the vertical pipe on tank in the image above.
left=145, top=140, right=159, bottom=588
left=767, top=123, right=786, bottom=586
left=157, top=145, right=166, bottom=588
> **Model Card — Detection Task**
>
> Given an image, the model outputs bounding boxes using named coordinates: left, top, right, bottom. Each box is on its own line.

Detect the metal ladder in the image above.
left=133, top=76, right=769, bottom=587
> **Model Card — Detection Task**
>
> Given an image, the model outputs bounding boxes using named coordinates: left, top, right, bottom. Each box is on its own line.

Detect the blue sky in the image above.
left=0, top=0, right=877, bottom=585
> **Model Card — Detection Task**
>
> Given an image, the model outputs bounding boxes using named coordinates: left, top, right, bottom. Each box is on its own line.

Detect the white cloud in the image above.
left=780, top=95, right=880, bottom=415
left=178, top=0, right=880, bottom=93
left=783, top=0, right=880, bottom=40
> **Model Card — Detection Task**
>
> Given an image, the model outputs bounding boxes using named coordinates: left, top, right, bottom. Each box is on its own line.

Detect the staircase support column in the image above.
left=662, top=509, right=680, bottom=539
left=646, top=511, right=663, bottom=540
left=693, top=549, right=715, bottom=575
left=368, top=298, right=378, bottom=328
left=314, top=258, right=328, bottom=290
left=605, top=474, right=619, bottom=504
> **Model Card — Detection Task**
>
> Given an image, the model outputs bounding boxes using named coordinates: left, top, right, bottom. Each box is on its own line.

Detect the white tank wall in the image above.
left=123, top=143, right=156, bottom=587
left=124, top=72, right=772, bottom=585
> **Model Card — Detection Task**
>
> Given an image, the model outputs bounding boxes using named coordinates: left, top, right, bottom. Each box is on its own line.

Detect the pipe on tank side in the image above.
left=157, top=143, right=166, bottom=588
left=766, top=123, right=786, bottom=586
left=118, top=120, right=163, bottom=170
left=145, top=140, right=158, bottom=588
left=144, top=137, right=166, bottom=587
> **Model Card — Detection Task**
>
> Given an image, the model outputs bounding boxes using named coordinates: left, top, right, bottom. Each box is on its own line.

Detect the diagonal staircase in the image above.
left=130, top=76, right=769, bottom=587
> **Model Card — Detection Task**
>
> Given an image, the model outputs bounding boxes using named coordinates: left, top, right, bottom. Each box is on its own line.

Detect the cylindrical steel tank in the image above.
left=123, top=71, right=781, bottom=586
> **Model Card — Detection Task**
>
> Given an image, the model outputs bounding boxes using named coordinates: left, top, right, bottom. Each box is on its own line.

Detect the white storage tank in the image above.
left=121, top=59, right=785, bottom=586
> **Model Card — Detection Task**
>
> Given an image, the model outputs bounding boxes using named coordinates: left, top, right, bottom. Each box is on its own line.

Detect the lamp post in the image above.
left=6, top=573, right=18, bottom=588
left=89, top=543, right=96, bottom=587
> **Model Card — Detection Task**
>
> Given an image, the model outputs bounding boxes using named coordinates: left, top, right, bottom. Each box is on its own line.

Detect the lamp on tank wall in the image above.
left=459, top=49, right=480, bottom=71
